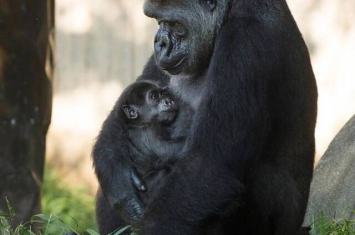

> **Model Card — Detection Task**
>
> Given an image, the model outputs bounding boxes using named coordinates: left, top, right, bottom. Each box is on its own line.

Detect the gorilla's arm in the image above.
left=92, top=108, right=146, bottom=221
left=135, top=18, right=275, bottom=234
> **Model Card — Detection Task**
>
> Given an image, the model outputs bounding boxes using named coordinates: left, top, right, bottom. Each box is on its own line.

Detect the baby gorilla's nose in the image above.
left=163, top=98, right=173, bottom=106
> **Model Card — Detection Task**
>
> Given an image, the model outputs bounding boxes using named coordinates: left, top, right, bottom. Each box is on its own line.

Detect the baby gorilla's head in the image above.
left=118, top=81, right=178, bottom=126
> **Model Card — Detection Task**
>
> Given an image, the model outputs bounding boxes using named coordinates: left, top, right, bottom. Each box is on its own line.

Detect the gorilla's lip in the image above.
left=159, top=58, right=185, bottom=72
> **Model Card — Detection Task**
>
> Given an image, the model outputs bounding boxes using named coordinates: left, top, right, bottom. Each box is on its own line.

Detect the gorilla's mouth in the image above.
left=159, top=57, right=186, bottom=74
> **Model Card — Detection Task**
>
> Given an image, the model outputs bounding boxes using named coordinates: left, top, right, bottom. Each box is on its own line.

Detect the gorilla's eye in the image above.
left=130, top=110, right=137, bottom=116
left=168, top=22, right=186, bottom=35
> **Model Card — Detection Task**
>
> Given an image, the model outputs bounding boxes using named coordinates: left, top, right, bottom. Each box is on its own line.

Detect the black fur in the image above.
left=95, top=80, right=194, bottom=234
left=93, top=0, right=317, bottom=234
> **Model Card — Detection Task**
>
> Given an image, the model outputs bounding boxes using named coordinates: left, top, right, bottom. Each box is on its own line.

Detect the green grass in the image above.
left=41, top=166, right=97, bottom=233
left=0, top=197, right=83, bottom=235
left=1, top=197, right=131, bottom=235
left=0, top=165, right=134, bottom=235
left=309, top=210, right=355, bottom=235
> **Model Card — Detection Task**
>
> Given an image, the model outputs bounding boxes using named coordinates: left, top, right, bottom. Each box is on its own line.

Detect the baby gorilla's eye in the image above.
left=150, top=92, right=159, bottom=100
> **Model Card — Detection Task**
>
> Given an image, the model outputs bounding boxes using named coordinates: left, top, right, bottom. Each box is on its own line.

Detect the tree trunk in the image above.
left=0, top=0, right=54, bottom=226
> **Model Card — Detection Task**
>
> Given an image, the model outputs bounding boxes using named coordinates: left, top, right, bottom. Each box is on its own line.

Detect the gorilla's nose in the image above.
left=155, top=31, right=172, bottom=56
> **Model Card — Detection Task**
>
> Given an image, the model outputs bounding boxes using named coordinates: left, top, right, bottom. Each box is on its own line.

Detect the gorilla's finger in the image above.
left=131, top=167, right=147, bottom=192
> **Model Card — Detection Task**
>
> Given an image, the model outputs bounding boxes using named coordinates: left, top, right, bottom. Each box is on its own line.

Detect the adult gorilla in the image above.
left=93, top=0, right=318, bottom=234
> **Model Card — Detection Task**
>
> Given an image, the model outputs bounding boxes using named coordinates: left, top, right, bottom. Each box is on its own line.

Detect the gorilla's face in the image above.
left=144, top=0, right=227, bottom=77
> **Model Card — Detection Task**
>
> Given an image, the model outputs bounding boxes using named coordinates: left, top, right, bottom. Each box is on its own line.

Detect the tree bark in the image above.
left=0, top=0, right=54, bottom=226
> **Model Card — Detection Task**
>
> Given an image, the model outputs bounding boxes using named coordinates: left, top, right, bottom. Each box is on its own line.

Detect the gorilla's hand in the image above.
left=105, top=163, right=146, bottom=221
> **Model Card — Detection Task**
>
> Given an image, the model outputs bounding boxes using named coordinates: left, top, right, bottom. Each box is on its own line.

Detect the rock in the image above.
left=303, top=114, right=355, bottom=225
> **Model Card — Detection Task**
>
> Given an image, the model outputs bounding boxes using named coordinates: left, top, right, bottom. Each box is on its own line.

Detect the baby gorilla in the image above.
left=115, top=81, right=192, bottom=204
left=95, top=81, right=194, bottom=234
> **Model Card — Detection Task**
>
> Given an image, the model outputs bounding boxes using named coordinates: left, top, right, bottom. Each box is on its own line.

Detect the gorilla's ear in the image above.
left=206, top=0, right=216, bottom=11
left=123, top=105, right=139, bottom=119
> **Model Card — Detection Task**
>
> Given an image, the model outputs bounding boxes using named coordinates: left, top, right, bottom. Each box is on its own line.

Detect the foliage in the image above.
left=310, top=210, right=355, bottom=235
left=0, top=197, right=78, bottom=235
left=0, top=163, right=138, bottom=234
left=0, top=196, right=131, bottom=235
left=4, top=176, right=354, bottom=235
left=42, top=165, right=97, bottom=233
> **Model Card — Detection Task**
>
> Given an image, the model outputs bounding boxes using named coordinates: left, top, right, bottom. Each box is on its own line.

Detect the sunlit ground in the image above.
left=46, top=0, right=355, bottom=193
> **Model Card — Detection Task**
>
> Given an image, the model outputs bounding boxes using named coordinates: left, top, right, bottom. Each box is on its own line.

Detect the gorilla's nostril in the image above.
left=163, top=99, right=171, bottom=106
left=155, top=38, right=165, bottom=53
left=159, top=39, right=166, bottom=50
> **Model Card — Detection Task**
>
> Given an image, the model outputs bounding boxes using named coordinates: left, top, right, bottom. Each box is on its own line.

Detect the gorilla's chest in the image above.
left=169, top=75, right=207, bottom=111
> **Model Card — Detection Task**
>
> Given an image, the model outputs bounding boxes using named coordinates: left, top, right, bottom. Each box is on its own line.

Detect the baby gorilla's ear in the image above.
left=123, top=105, right=139, bottom=119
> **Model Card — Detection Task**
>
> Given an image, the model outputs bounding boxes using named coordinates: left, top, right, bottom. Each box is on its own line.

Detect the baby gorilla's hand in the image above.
left=131, top=167, right=147, bottom=192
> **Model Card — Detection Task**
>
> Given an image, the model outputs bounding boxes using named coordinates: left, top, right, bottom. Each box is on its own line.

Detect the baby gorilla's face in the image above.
left=122, top=82, right=178, bottom=126
left=145, top=87, right=178, bottom=125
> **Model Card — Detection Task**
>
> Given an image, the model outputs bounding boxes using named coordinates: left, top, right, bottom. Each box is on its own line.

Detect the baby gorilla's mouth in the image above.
left=159, top=109, right=178, bottom=125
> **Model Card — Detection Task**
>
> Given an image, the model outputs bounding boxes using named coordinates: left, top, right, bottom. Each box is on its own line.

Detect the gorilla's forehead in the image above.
left=144, top=0, right=197, bottom=20
left=144, top=0, right=191, bottom=6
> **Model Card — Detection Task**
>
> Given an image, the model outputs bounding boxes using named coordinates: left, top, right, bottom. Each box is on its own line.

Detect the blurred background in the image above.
left=1, top=0, right=354, bottom=233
